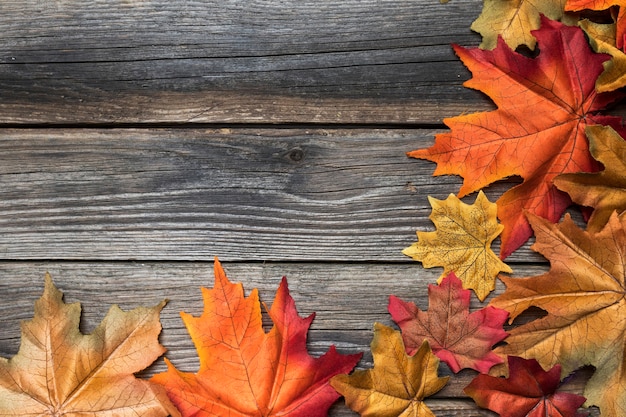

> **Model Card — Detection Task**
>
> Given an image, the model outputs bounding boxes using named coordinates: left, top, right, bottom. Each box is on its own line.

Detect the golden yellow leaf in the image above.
left=0, top=273, right=178, bottom=416
left=555, top=125, right=626, bottom=232
left=331, top=323, right=449, bottom=417
left=402, top=191, right=511, bottom=301
left=579, top=19, right=626, bottom=92
left=470, top=0, right=567, bottom=50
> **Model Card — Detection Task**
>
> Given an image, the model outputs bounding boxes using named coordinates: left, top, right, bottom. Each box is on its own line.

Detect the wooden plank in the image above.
left=0, top=0, right=494, bottom=125
left=0, top=262, right=598, bottom=416
left=0, top=128, right=550, bottom=262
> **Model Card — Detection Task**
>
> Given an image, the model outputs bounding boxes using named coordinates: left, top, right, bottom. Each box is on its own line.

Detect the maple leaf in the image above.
left=490, top=212, right=626, bottom=416
left=402, top=191, right=512, bottom=301
left=388, top=272, right=508, bottom=374
left=408, top=16, right=625, bottom=259
left=566, top=0, right=626, bottom=49
left=151, top=258, right=361, bottom=417
left=555, top=125, right=626, bottom=232
left=579, top=19, right=626, bottom=92
left=464, top=356, right=587, bottom=417
left=0, top=273, right=178, bottom=416
left=330, top=323, right=449, bottom=417
left=470, top=0, right=566, bottom=50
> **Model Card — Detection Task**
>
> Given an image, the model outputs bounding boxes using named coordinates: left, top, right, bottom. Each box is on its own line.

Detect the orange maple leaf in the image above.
left=331, top=324, right=449, bottom=417
left=151, top=258, right=362, bottom=417
left=389, top=272, right=508, bottom=374
left=490, top=212, right=626, bottom=415
left=408, top=16, right=625, bottom=258
left=566, top=0, right=626, bottom=49
left=0, top=274, right=178, bottom=416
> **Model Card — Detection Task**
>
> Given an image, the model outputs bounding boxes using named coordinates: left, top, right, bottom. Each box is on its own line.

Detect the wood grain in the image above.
left=0, top=261, right=598, bottom=416
left=0, top=128, right=550, bottom=262
left=0, top=0, right=494, bottom=125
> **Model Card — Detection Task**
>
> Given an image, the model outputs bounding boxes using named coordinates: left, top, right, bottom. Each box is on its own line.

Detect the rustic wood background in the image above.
left=0, top=1, right=600, bottom=415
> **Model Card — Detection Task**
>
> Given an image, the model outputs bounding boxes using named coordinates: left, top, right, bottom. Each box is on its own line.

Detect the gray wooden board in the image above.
left=0, top=262, right=598, bottom=416
left=0, top=0, right=497, bottom=124
left=0, top=128, right=563, bottom=263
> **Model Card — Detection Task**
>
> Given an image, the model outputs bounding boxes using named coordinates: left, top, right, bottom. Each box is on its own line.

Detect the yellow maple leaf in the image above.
left=579, top=19, right=626, bottom=92
left=331, top=323, right=449, bottom=417
left=471, top=0, right=566, bottom=50
left=0, top=273, right=178, bottom=416
left=403, top=191, right=512, bottom=301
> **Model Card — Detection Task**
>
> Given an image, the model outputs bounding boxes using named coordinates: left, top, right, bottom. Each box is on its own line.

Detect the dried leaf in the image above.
left=566, top=0, right=626, bottom=49
left=151, top=258, right=361, bottom=417
left=471, top=0, right=566, bottom=50
left=579, top=19, right=626, bottom=92
left=330, top=323, right=449, bottom=417
left=408, top=16, right=625, bottom=258
left=465, top=356, right=587, bottom=417
left=389, top=272, right=508, bottom=373
left=555, top=125, right=626, bottom=231
left=490, top=212, right=626, bottom=416
left=0, top=273, right=177, bottom=416
left=402, top=191, right=511, bottom=300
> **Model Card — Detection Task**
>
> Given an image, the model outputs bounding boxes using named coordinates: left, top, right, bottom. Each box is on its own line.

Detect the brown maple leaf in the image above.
left=0, top=273, right=178, bottom=416
left=465, top=356, right=587, bottom=417
left=408, top=16, right=625, bottom=259
left=555, top=125, right=626, bottom=232
left=330, top=323, right=449, bottom=417
left=151, top=258, right=361, bottom=417
left=389, top=272, right=508, bottom=374
left=490, top=212, right=626, bottom=416
left=402, top=191, right=512, bottom=301
left=471, top=0, right=566, bottom=50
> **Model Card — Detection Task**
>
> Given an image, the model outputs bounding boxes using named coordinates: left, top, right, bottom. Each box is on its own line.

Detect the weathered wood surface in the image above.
left=0, top=0, right=602, bottom=416
left=0, top=128, right=550, bottom=263
left=0, top=0, right=494, bottom=125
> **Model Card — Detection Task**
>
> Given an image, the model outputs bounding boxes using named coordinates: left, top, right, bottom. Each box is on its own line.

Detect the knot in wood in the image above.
left=286, top=147, right=304, bottom=162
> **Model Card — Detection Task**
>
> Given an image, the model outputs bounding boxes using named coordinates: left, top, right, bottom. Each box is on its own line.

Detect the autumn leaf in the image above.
left=408, top=16, right=625, bottom=259
left=580, top=19, right=626, bottom=92
left=402, top=191, right=511, bottom=300
left=151, top=258, right=361, bottom=417
left=555, top=125, right=626, bottom=231
left=330, top=323, right=449, bottom=417
left=0, top=273, right=178, bottom=416
left=389, top=272, right=508, bottom=374
left=464, top=356, right=587, bottom=417
left=490, top=212, right=626, bottom=416
left=566, top=0, right=626, bottom=49
left=470, top=0, right=566, bottom=50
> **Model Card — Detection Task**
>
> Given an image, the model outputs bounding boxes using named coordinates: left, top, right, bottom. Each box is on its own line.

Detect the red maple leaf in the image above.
left=388, top=272, right=508, bottom=373
left=408, top=16, right=625, bottom=258
left=151, top=258, right=362, bottom=417
left=464, top=356, right=587, bottom=417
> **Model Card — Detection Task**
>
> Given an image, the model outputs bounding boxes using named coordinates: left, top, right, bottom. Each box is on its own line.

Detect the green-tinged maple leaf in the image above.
left=389, top=272, right=508, bottom=373
left=408, top=16, right=625, bottom=259
left=151, top=258, right=361, bottom=417
left=330, top=324, right=449, bottom=417
left=0, top=273, right=178, bottom=416
left=579, top=19, right=626, bottom=92
left=471, top=0, right=566, bottom=50
left=465, top=356, right=587, bottom=417
left=555, top=125, right=626, bottom=231
left=490, top=213, right=626, bottom=416
left=402, top=191, right=511, bottom=301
